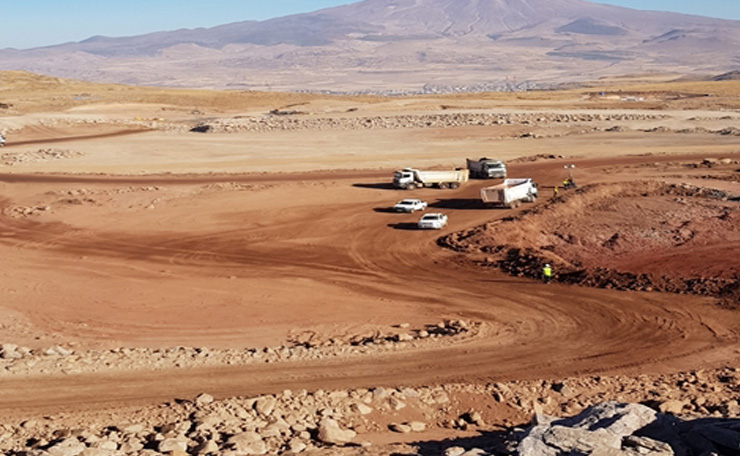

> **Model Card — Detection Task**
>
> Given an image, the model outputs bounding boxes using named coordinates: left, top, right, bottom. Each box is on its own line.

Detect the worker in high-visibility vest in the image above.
left=543, top=263, right=553, bottom=284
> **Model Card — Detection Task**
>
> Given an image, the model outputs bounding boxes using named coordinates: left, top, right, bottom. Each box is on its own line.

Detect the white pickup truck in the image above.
left=480, top=178, right=538, bottom=208
left=418, top=213, right=448, bottom=230
left=0, top=134, right=5, bottom=147
left=393, top=199, right=428, bottom=213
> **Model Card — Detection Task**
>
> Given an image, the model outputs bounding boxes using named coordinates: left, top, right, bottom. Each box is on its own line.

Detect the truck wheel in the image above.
left=438, top=182, right=449, bottom=189
left=450, top=182, right=460, bottom=189
left=406, top=183, right=416, bottom=190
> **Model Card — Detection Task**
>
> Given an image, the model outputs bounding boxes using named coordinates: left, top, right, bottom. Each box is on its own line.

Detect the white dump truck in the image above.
left=466, top=158, right=507, bottom=179
left=393, top=168, right=469, bottom=190
left=480, top=178, right=538, bottom=208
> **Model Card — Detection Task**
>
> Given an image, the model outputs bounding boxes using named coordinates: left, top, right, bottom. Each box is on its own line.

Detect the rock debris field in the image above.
left=7, top=365, right=740, bottom=455
left=187, top=112, right=669, bottom=134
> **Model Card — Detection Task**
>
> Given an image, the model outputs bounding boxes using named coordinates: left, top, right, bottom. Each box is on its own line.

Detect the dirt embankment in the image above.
left=441, top=180, right=740, bottom=303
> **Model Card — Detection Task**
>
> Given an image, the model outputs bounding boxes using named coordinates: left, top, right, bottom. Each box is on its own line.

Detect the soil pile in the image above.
left=441, top=181, right=740, bottom=303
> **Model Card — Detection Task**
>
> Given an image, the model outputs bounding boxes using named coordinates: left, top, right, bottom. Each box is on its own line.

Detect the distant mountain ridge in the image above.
left=1, top=0, right=739, bottom=92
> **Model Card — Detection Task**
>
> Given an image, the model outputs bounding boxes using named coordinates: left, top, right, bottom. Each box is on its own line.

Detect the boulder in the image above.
left=389, top=423, right=412, bottom=433
left=254, top=396, right=277, bottom=417
left=158, top=438, right=188, bottom=453
left=317, top=419, right=356, bottom=444
left=351, top=403, right=373, bottom=415
left=227, top=432, right=267, bottom=455
left=46, top=438, right=87, bottom=456
left=518, top=402, right=658, bottom=455
left=445, top=447, right=466, bottom=456
left=409, top=421, right=427, bottom=432
left=658, top=400, right=687, bottom=415
left=195, top=393, right=214, bottom=406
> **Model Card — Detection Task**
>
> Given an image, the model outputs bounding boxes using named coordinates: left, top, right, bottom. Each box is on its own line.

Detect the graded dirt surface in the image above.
left=1, top=73, right=740, bottom=453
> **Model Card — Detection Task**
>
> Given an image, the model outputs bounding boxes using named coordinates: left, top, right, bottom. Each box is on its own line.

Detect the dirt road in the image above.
left=1, top=154, right=738, bottom=418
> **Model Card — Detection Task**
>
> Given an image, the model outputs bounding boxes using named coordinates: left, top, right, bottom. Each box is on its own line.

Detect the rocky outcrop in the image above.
left=518, top=401, right=740, bottom=456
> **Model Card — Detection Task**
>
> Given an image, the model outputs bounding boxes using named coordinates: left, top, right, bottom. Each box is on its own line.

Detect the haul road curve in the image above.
left=0, top=154, right=738, bottom=418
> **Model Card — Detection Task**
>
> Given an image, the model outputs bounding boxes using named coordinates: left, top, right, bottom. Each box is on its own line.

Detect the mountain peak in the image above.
left=0, top=0, right=738, bottom=91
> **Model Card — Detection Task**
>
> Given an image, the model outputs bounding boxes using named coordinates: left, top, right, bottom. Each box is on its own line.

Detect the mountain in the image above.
left=1, top=0, right=739, bottom=92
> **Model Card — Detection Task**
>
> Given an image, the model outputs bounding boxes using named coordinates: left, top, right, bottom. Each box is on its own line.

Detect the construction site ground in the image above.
left=1, top=73, right=740, bottom=454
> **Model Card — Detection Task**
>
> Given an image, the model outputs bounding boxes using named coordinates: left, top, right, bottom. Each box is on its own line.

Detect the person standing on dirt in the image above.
left=543, top=263, right=553, bottom=284
left=553, top=186, right=559, bottom=198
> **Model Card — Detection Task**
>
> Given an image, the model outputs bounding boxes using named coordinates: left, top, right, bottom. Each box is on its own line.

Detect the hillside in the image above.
left=0, top=0, right=739, bottom=92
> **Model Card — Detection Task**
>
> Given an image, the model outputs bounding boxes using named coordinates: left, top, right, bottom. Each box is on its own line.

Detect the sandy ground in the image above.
left=1, top=78, right=740, bottom=453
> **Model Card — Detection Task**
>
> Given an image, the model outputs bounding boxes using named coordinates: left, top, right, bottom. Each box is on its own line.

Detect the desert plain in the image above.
left=0, top=72, right=740, bottom=455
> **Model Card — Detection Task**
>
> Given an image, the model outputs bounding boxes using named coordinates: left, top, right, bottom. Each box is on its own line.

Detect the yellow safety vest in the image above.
left=543, top=266, right=553, bottom=277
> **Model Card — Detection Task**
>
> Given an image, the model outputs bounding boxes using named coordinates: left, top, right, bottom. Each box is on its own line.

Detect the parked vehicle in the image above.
left=392, top=168, right=469, bottom=189
left=0, top=134, right=5, bottom=147
left=480, top=178, right=538, bottom=208
left=418, top=213, right=448, bottom=230
left=466, top=158, right=507, bottom=179
left=393, top=199, right=428, bottom=213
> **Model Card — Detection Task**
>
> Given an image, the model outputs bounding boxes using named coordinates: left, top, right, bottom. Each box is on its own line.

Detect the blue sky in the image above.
left=1, top=0, right=738, bottom=50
